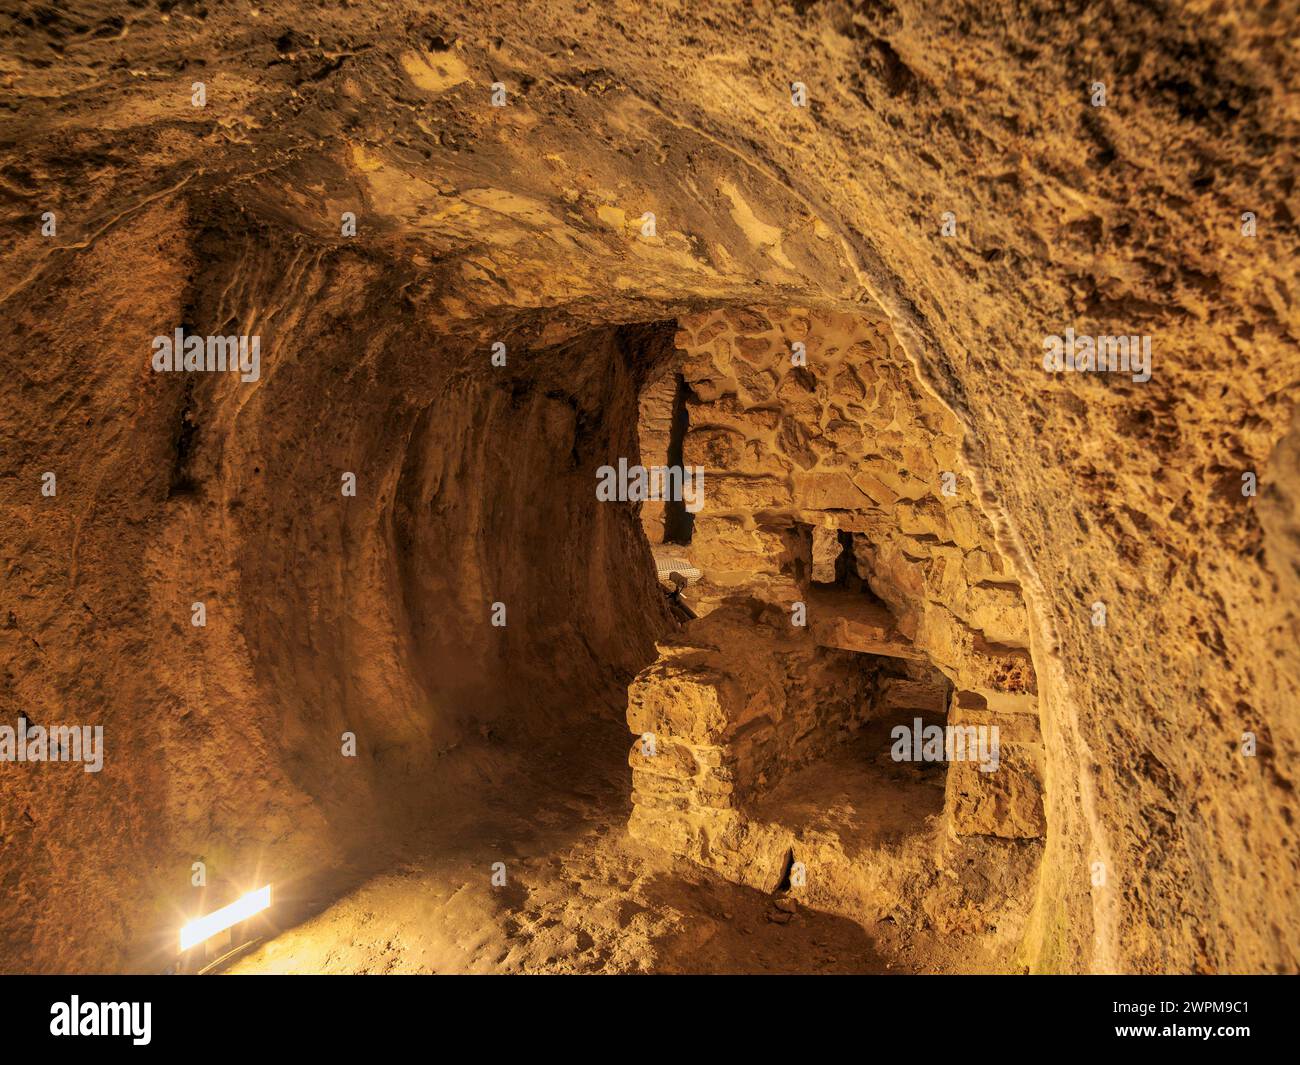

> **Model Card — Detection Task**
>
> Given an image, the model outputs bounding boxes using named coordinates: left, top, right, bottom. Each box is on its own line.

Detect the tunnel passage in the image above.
left=6, top=190, right=1038, bottom=972
left=3, top=0, right=1299, bottom=978
left=0, top=203, right=707, bottom=971
left=0, top=196, right=1046, bottom=975
left=625, top=306, right=1048, bottom=936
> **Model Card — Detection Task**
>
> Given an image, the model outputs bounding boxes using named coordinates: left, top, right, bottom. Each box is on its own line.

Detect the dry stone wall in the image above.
left=628, top=306, right=1046, bottom=847
left=627, top=603, right=881, bottom=888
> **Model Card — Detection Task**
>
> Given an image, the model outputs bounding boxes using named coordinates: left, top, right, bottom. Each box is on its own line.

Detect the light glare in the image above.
left=180, top=885, right=272, bottom=952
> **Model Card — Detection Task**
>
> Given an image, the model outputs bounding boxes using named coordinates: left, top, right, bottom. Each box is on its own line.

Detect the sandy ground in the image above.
left=225, top=716, right=981, bottom=975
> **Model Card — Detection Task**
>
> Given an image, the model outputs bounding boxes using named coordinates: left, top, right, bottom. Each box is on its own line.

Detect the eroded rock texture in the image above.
left=1, top=0, right=1298, bottom=974
left=627, top=305, right=1045, bottom=942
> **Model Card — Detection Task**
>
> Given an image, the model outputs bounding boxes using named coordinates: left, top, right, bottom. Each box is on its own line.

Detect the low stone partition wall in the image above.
left=943, top=690, right=1046, bottom=839
left=626, top=603, right=877, bottom=887
left=626, top=601, right=1046, bottom=892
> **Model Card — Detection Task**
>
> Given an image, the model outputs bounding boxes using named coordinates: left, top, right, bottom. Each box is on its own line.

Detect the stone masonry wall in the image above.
left=628, top=306, right=1046, bottom=841
left=627, top=603, right=880, bottom=887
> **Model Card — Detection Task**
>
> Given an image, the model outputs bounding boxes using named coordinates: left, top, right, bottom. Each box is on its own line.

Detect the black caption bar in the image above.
left=1, top=974, right=1294, bottom=1053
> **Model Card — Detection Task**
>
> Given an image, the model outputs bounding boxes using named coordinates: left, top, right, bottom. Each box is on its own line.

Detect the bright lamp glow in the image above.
left=180, top=885, right=272, bottom=952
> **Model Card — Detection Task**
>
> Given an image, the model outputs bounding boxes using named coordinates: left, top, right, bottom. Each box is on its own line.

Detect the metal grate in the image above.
left=651, top=548, right=701, bottom=586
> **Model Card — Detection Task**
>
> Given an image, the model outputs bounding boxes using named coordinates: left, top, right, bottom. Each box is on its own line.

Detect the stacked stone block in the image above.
left=629, top=306, right=1047, bottom=853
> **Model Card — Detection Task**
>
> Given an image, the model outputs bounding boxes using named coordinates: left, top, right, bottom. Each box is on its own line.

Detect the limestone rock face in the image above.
left=0, top=0, right=1297, bottom=976
left=627, top=604, right=882, bottom=886
left=627, top=305, right=1047, bottom=910
left=673, top=308, right=1039, bottom=698
left=945, top=694, right=1048, bottom=839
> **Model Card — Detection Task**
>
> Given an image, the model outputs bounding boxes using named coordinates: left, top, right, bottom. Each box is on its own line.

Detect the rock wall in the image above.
left=627, top=604, right=878, bottom=887
left=0, top=206, right=674, bottom=971
left=678, top=307, right=1038, bottom=694
left=629, top=306, right=1044, bottom=844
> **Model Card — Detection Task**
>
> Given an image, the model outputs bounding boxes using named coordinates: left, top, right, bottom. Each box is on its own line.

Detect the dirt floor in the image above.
left=225, top=715, right=996, bottom=975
